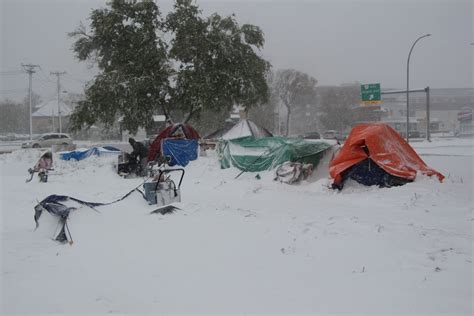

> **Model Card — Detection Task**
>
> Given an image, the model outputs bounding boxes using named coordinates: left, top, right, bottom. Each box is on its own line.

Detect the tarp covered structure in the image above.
left=59, top=146, right=121, bottom=161
left=329, top=123, right=444, bottom=189
left=218, top=136, right=332, bottom=172
left=148, top=123, right=200, bottom=162
left=162, top=139, right=199, bottom=167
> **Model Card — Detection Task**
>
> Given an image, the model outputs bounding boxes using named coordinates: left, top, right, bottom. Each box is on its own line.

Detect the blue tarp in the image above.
left=336, top=158, right=410, bottom=189
left=59, top=146, right=121, bottom=161
left=162, top=139, right=198, bottom=167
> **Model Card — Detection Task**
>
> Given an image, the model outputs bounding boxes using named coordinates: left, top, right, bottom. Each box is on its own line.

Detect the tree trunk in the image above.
left=286, top=109, right=291, bottom=136
left=184, top=105, right=200, bottom=124
left=282, top=101, right=291, bottom=136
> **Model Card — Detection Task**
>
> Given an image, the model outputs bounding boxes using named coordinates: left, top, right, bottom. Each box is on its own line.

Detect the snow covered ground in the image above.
left=1, top=138, right=472, bottom=315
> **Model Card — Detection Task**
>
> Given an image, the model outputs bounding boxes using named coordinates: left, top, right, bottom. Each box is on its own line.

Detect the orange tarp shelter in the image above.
left=329, top=124, right=444, bottom=187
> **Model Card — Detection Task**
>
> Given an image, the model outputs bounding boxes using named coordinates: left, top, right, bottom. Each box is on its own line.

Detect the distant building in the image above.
left=32, top=98, right=73, bottom=134
left=457, top=108, right=473, bottom=137
left=381, top=88, right=473, bottom=137
left=316, top=84, right=385, bottom=133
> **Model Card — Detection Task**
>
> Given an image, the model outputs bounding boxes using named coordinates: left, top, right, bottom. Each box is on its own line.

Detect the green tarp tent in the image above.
left=217, top=136, right=332, bottom=172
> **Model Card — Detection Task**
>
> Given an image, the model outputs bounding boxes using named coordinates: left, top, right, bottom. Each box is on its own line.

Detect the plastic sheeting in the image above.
left=59, top=146, right=121, bottom=161
left=161, top=139, right=198, bottom=167
left=34, top=189, right=142, bottom=243
left=217, top=136, right=332, bottom=172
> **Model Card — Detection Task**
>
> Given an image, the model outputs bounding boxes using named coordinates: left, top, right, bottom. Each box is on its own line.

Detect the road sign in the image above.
left=361, top=83, right=382, bottom=105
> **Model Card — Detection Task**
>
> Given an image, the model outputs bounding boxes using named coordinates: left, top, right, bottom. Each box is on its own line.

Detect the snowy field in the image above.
left=1, top=138, right=473, bottom=315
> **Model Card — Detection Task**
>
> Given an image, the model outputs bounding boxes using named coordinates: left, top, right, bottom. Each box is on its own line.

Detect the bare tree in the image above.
left=248, top=72, right=278, bottom=133
left=273, top=69, right=317, bottom=135
left=0, top=99, right=29, bottom=133
left=317, top=84, right=359, bottom=132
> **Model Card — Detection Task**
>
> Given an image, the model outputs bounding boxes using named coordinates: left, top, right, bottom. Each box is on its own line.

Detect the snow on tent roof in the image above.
left=32, top=98, right=73, bottom=117
left=221, top=119, right=272, bottom=140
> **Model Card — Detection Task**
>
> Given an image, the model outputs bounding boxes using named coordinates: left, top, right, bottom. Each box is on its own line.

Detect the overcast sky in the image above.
left=1, top=0, right=472, bottom=103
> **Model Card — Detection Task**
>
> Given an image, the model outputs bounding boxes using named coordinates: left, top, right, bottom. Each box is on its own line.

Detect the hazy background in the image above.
left=1, top=0, right=473, bottom=102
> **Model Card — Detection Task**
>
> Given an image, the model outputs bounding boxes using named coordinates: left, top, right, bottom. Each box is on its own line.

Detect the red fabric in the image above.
left=148, top=123, right=200, bottom=161
left=329, top=124, right=444, bottom=185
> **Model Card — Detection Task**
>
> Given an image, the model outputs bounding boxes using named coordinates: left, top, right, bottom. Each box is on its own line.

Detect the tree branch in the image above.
left=184, top=104, right=202, bottom=123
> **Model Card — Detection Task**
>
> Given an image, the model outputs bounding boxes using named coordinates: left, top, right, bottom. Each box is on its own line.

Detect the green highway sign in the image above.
left=361, top=83, right=382, bottom=105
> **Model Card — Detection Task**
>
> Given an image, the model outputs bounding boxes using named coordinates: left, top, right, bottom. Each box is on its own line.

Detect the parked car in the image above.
left=21, top=133, right=74, bottom=148
left=303, top=132, right=321, bottom=140
left=408, top=131, right=424, bottom=138
left=322, top=130, right=345, bottom=141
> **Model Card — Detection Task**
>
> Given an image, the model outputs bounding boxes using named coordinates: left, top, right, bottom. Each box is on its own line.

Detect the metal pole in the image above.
left=51, top=105, right=55, bottom=132
left=51, top=71, right=66, bottom=133
left=29, top=72, right=33, bottom=140
left=425, top=86, right=430, bottom=142
left=22, top=64, right=40, bottom=140
left=406, top=34, right=431, bottom=143
left=57, top=76, right=61, bottom=133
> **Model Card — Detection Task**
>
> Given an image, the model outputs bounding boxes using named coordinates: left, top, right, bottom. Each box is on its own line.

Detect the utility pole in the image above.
left=21, top=63, right=40, bottom=140
left=50, top=71, right=67, bottom=133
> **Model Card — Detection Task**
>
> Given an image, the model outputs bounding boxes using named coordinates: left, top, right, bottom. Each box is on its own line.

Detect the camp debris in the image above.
left=218, top=136, right=332, bottom=174
left=150, top=204, right=181, bottom=215
left=329, top=123, right=444, bottom=190
left=275, top=161, right=314, bottom=184
left=117, top=152, right=143, bottom=178
left=34, top=187, right=141, bottom=244
left=143, top=162, right=184, bottom=214
left=34, top=195, right=103, bottom=244
left=26, top=151, right=53, bottom=183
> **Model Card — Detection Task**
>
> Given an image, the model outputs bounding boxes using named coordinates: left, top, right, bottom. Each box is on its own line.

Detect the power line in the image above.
left=38, top=68, right=56, bottom=83
left=0, top=71, right=23, bottom=76
left=63, top=73, right=89, bottom=84
left=0, top=70, right=23, bottom=74
left=0, top=88, right=27, bottom=92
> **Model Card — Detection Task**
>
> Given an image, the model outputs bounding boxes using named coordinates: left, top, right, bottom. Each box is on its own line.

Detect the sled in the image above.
left=26, top=151, right=53, bottom=183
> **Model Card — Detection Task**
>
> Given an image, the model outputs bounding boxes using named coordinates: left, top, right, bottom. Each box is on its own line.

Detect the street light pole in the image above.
left=406, top=33, right=431, bottom=143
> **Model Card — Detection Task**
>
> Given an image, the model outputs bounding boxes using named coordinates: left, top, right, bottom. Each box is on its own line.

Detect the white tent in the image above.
left=221, top=119, right=273, bottom=140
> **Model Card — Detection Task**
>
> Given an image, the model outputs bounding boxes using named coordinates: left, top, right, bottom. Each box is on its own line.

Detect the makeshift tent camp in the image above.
left=206, top=119, right=272, bottom=140
left=59, top=146, right=121, bottom=161
left=218, top=136, right=332, bottom=172
left=148, top=123, right=200, bottom=164
left=329, top=123, right=444, bottom=189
